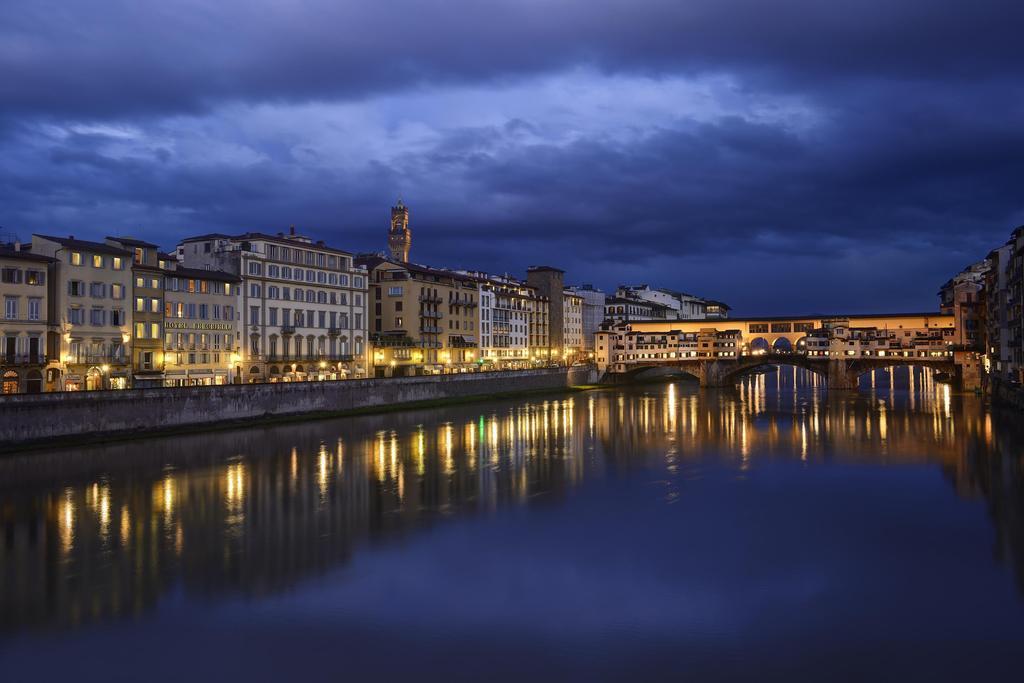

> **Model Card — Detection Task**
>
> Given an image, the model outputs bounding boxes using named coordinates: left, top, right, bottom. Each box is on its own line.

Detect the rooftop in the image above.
left=33, top=234, right=132, bottom=256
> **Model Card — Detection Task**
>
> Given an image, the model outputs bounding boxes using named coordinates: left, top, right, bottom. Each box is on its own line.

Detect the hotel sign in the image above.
left=166, top=321, right=234, bottom=331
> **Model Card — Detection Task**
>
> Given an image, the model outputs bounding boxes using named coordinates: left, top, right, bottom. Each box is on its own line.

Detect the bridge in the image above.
left=595, top=312, right=969, bottom=389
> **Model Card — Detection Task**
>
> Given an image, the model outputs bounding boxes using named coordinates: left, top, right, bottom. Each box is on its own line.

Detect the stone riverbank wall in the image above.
left=0, top=367, right=598, bottom=449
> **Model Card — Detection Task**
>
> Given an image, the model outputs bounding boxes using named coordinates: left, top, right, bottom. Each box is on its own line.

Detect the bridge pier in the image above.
left=826, top=359, right=859, bottom=390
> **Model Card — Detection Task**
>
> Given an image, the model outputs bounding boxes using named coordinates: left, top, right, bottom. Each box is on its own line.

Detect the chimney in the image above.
left=289, top=225, right=295, bottom=236
left=13, top=240, right=21, bottom=252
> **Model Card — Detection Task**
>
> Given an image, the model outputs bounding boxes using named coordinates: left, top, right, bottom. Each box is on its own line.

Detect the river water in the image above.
left=1, top=368, right=1023, bottom=681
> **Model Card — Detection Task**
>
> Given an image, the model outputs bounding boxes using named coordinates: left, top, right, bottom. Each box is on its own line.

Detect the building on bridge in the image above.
left=595, top=313, right=958, bottom=387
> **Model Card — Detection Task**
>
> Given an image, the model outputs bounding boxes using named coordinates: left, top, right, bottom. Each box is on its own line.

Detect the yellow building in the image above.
left=106, top=237, right=165, bottom=387
left=358, top=256, right=480, bottom=376
left=1, top=244, right=54, bottom=393
left=162, top=263, right=241, bottom=386
left=32, top=235, right=133, bottom=391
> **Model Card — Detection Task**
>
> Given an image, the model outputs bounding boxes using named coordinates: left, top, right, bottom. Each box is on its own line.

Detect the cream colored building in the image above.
left=178, top=228, right=369, bottom=383
left=32, top=235, right=133, bottom=391
left=562, top=290, right=584, bottom=362
left=1, top=245, right=54, bottom=393
left=358, top=256, right=480, bottom=376
left=476, top=274, right=544, bottom=369
left=162, top=263, right=241, bottom=386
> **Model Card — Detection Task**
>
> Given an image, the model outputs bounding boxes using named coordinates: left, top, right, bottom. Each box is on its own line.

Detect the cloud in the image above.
left=1, top=1, right=1023, bottom=312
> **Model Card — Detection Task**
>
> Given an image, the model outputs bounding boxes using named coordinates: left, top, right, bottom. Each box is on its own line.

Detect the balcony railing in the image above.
left=419, top=294, right=443, bottom=303
left=422, top=310, right=443, bottom=319
left=1, top=354, right=47, bottom=365
left=281, top=324, right=296, bottom=334
left=420, top=325, right=442, bottom=334
left=66, top=354, right=127, bottom=365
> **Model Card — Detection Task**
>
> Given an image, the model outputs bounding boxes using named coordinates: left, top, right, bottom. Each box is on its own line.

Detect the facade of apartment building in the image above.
left=178, top=229, right=368, bottom=382
left=477, top=274, right=545, bottom=369
left=32, top=235, right=133, bottom=391
left=359, top=256, right=479, bottom=376
left=162, top=263, right=241, bottom=386
left=1, top=245, right=53, bottom=393
left=565, top=284, right=606, bottom=352
left=562, top=291, right=585, bottom=361
left=106, top=237, right=166, bottom=386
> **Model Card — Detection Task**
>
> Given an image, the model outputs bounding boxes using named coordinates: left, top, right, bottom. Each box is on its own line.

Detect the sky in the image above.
left=2, top=0, right=1023, bottom=314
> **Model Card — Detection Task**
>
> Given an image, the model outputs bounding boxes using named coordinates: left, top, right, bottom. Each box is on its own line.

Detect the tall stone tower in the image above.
left=388, top=199, right=411, bottom=262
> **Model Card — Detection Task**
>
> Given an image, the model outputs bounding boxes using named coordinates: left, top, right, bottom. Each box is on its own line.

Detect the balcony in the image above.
left=419, top=294, right=443, bottom=303
left=422, top=310, right=443, bottom=319
left=328, top=327, right=342, bottom=336
left=281, top=324, right=296, bottom=335
left=1, top=354, right=47, bottom=365
left=420, top=324, right=442, bottom=334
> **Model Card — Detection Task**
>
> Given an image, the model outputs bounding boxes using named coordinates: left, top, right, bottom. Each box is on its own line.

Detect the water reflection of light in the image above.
left=225, top=462, right=246, bottom=511
left=443, top=423, right=454, bottom=474
left=318, top=443, right=329, bottom=499
left=59, top=488, right=74, bottom=556
left=119, top=505, right=131, bottom=546
left=98, top=485, right=111, bottom=542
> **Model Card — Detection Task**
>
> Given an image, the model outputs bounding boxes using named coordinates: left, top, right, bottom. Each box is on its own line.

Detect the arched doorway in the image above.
left=86, top=367, right=103, bottom=391
left=2, top=370, right=19, bottom=394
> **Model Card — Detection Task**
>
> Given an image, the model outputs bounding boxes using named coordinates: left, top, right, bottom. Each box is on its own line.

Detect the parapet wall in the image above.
left=0, top=367, right=598, bottom=449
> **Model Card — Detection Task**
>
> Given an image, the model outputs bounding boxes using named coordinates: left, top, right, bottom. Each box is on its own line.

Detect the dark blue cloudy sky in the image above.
left=2, top=0, right=1023, bottom=313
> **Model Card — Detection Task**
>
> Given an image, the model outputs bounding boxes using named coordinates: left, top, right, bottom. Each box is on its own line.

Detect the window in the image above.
left=90, top=282, right=106, bottom=298
left=388, top=286, right=403, bottom=296
left=70, top=252, right=82, bottom=266
left=3, top=297, right=16, bottom=319
left=92, top=254, right=104, bottom=268
left=136, top=276, right=145, bottom=288
left=250, top=283, right=261, bottom=298
left=1, top=267, right=21, bottom=284
left=250, top=306, right=260, bottom=325
left=111, top=309, right=125, bottom=326
left=150, top=277, right=160, bottom=289
left=68, top=307, right=85, bottom=325
left=28, top=298, right=41, bottom=321
left=268, top=265, right=279, bottom=278
left=135, top=322, right=146, bottom=338
left=112, top=257, right=123, bottom=270
left=90, top=308, right=105, bottom=326
left=248, top=261, right=262, bottom=276
left=354, top=276, right=364, bottom=288
left=111, top=283, right=125, bottom=299
left=135, top=297, right=145, bottom=312
left=151, top=322, right=160, bottom=339
left=68, top=280, right=85, bottom=296
left=199, top=303, right=208, bottom=319
left=150, top=298, right=160, bottom=314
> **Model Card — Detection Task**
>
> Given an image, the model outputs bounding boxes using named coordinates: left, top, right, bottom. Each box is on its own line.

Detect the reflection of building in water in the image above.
left=2, top=373, right=1022, bottom=633
left=0, top=397, right=585, bottom=632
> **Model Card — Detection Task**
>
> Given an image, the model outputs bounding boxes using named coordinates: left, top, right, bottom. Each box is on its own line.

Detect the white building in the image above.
left=177, top=228, right=369, bottom=382
left=565, top=284, right=606, bottom=352
left=476, top=273, right=540, bottom=369
left=615, top=284, right=729, bottom=320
